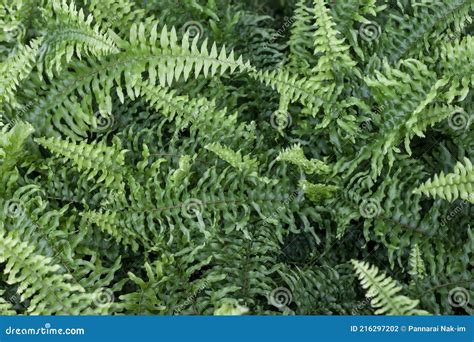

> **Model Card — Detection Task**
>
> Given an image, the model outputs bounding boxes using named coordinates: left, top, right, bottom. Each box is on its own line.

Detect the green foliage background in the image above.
left=0, top=0, right=472, bottom=315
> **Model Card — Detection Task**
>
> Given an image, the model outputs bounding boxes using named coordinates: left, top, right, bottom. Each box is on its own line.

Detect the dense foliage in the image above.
left=0, top=0, right=472, bottom=315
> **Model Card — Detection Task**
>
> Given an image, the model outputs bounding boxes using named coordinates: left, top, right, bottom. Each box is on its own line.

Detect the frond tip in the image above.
left=351, top=260, right=430, bottom=315
left=413, top=158, right=474, bottom=203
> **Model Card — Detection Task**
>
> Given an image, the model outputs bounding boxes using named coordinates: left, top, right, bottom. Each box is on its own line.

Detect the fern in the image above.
left=0, top=228, right=102, bottom=315
left=414, top=157, right=474, bottom=203
left=351, top=260, right=430, bottom=315
left=38, top=0, right=119, bottom=77
left=36, top=136, right=127, bottom=187
left=0, top=0, right=471, bottom=316
left=408, top=244, right=426, bottom=281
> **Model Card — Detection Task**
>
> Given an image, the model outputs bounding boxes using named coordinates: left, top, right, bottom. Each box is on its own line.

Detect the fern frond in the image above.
left=0, top=291, right=15, bottom=315
left=82, top=0, right=146, bottom=35
left=414, top=158, right=474, bottom=203
left=408, top=244, right=426, bottom=281
left=117, top=261, right=167, bottom=314
left=299, top=180, right=339, bottom=203
left=288, top=0, right=314, bottom=71
left=277, top=144, right=330, bottom=175
left=249, top=68, right=324, bottom=110
left=0, top=228, right=98, bottom=314
left=351, top=260, right=430, bottom=315
left=0, top=38, right=42, bottom=107
left=205, top=142, right=259, bottom=176
left=311, top=0, right=356, bottom=74
left=35, top=136, right=126, bottom=187
left=39, top=0, right=119, bottom=77
left=0, top=120, right=34, bottom=179
left=378, top=0, right=473, bottom=63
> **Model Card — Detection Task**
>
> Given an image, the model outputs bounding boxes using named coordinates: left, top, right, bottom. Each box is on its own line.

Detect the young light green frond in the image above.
left=437, top=35, right=474, bottom=102
left=288, top=0, right=315, bottom=71
left=39, top=0, right=119, bottom=77
left=0, top=290, right=15, bottom=315
left=409, top=244, right=426, bottom=281
left=414, top=158, right=474, bottom=203
left=0, top=228, right=98, bottom=315
left=136, top=24, right=252, bottom=87
left=214, top=299, right=249, bottom=316
left=0, top=120, right=34, bottom=174
left=82, top=0, right=146, bottom=35
left=25, top=23, right=252, bottom=139
left=249, top=68, right=324, bottom=110
left=0, top=38, right=42, bottom=106
left=277, top=144, right=330, bottom=175
left=299, top=180, right=339, bottom=203
left=35, top=136, right=126, bottom=187
left=205, top=142, right=259, bottom=176
left=351, top=260, right=430, bottom=315
left=311, top=0, right=356, bottom=73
